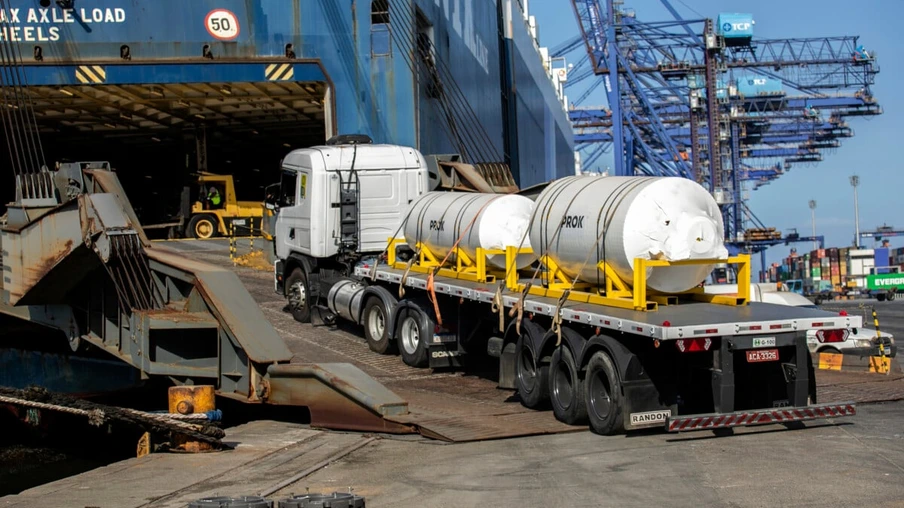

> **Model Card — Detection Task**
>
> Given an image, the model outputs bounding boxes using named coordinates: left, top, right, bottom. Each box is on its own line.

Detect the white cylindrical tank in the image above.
left=529, top=175, right=728, bottom=293
left=403, top=192, right=537, bottom=269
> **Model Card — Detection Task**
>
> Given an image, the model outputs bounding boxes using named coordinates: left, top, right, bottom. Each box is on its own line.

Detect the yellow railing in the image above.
left=385, top=237, right=750, bottom=311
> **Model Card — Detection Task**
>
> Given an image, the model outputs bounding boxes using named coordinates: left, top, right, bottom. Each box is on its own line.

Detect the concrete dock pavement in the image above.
left=3, top=402, right=904, bottom=507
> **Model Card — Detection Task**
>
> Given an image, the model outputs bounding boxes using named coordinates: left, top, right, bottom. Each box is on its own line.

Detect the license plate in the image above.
left=747, top=349, right=779, bottom=362
left=752, top=337, right=776, bottom=348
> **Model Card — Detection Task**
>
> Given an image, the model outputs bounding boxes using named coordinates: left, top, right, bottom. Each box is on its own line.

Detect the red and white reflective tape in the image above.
left=666, top=403, right=856, bottom=432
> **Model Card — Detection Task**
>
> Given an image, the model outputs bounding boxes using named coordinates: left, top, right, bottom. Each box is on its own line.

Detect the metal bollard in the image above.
left=229, top=222, right=237, bottom=263
left=872, top=306, right=886, bottom=358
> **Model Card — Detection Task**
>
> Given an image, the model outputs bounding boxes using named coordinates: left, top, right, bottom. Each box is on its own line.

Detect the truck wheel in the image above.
left=888, top=292, right=896, bottom=302
left=515, top=332, right=548, bottom=409
left=549, top=346, right=588, bottom=425
left=188, top=214, right=218, bottom=239
left=363, top=297, right=394, bottom=354
left=877, top=293, right=886, bottom=302
left=285, top=268, right=311, bottom=323
left=397, top=307, right=430, bottom=368
left=584, top=351, right=624, bottom=436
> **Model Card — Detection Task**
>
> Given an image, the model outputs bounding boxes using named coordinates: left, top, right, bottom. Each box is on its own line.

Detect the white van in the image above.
left=704, top=283, right=895, bottom=357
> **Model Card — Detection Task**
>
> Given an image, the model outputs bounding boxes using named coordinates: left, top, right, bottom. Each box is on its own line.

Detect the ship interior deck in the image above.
left=2, top=76, right=328, bottom=226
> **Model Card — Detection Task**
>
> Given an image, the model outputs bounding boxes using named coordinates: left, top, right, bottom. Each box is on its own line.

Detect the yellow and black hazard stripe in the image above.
left=265, top=62, right=294, bottom=81
left=75, top=65, right=106, bottom=84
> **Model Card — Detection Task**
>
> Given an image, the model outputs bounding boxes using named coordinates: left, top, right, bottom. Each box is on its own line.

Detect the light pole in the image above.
left=809, top=200, right=817, bottom=251
left=850, top=175, right=860, bottom=248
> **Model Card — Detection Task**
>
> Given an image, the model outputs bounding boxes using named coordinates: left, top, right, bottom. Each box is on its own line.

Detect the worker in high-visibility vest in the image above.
left=207, top=187, right=222, bottom=209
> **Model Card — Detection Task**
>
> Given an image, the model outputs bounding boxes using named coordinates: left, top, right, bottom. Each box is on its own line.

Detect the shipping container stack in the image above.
left=810, top=248, right=825, bottom=284
left=875, top=247, right=891, bottom=274
left=827, top=247, right=841, bottom=288
left=848, top=248, right=875, bottom=288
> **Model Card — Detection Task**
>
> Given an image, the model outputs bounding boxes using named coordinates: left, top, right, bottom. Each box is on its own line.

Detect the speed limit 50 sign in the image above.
left=205, top=9, right=240, bottom=41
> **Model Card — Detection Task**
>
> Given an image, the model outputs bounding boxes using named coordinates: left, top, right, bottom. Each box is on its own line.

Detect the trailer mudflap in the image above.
left=665, top=401, right=856, bottom=433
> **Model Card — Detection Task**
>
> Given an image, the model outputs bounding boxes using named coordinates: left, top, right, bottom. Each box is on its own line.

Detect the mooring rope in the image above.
left=0, top=389, right=225, bottom=444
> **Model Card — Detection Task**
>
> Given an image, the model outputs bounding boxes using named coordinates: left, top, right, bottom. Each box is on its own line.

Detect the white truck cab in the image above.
left=275, top=142, right=433, bottom=261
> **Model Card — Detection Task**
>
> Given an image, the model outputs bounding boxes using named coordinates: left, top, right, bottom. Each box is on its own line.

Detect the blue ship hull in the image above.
left=0, top=0, right=574, bottom=188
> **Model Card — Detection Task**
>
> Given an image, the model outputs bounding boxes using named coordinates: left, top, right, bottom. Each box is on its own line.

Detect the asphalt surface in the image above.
left=820, top=299, right=904, bottom=340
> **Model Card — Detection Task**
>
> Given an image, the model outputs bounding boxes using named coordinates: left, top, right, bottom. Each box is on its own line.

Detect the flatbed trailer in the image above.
left=277, top=239, right=862, bottom=436
left=270, top=143, right=861, bottom=436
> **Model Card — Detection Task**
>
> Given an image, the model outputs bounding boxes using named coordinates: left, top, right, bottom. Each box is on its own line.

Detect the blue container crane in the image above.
left=567, top=0, right=881, bottom=261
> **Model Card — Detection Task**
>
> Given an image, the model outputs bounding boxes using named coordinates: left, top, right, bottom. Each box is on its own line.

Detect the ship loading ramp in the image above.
left=3, top=60, right=332, bottom=227
left=0, top=161, right=582, bottom=443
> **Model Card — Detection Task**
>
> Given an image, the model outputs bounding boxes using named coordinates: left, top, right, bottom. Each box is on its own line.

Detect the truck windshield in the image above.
left=278, top=170, right=297, bottom=207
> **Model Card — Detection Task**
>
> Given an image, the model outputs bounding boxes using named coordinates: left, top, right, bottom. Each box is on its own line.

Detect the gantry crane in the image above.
left=565, top=0, right=881, bottom=257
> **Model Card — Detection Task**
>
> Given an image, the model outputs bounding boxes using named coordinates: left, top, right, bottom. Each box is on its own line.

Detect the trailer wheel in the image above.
left=285, top=268, right=311, bottom=323
left=397, top=307, right=430, bottom=368
left=363, top=297, right=394, bottom=354
left=188, top=214, right=218, bottom=239
left=877, top=293, right=886, bottom=302
left=549, top=346, right=588, bottom=425
left=584, top=351, right=624, bottom=435
left=515, top=332, right=548, bottom=409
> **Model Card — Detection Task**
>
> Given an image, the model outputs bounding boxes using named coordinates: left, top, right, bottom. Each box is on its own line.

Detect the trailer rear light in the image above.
left=839, top=310, right=848, bottom=316
left=816, top=329, right=849, bottom=343
left=676, top=338, right=712, bottom=352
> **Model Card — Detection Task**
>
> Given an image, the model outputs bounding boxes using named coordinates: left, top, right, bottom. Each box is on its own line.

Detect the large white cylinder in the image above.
left=403, top=192, right=537, bottom=269
left=529, top=175, right=728, bottom=293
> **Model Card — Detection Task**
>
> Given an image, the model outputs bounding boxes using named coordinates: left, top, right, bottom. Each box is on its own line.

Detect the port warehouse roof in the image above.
left=0, top=0, right=574, bottom=193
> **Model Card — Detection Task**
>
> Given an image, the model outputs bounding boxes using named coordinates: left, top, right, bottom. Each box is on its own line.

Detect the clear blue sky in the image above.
left=530, top=0, right=903, bottom=271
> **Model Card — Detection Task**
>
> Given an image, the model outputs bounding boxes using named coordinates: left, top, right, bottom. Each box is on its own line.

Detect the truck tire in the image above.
left=285, top=268, right=311, bottom=323
left=363, top=297, right=394, bottom=354
left=397, top=307, right=430, bottom=368
left=877, top=293, right=886, bottom=302
left=549, top=345, right=588, bottom=425
left=515, top=331, right=548, bottom=409
left=584, top=350, right=624, bottom=435
left=188, top=214, right=218, bottom=239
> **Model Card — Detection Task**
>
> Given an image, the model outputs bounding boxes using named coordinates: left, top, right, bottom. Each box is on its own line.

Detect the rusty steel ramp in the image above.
left=154, top=240, right=587, bottom=442
left=0, top=164, right=417, bottom=438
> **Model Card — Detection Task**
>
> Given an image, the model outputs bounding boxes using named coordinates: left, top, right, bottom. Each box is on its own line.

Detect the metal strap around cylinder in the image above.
left=583, top=177, right=655, bottom=290
left=427, top=194, right=503, bottom=327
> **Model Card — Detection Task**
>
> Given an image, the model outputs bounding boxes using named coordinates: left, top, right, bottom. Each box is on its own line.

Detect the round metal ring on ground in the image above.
left=277, top=491, right=366, bottom=508
left=188, top=495, right=272, bottom=508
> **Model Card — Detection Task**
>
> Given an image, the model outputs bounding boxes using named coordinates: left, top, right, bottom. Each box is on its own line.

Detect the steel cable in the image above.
left=385, top=0, right=503, bottom=164
left=385, top=3, right=492, bottom=163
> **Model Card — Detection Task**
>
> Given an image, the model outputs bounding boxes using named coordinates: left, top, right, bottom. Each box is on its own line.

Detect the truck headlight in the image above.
left=855, top=339, right=872, bottom=348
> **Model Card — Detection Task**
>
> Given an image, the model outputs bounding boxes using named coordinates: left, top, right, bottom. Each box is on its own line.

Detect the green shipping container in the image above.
left=867, top=273, right=904, bottom=290
left=811, top=267, right=821, bottom=277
